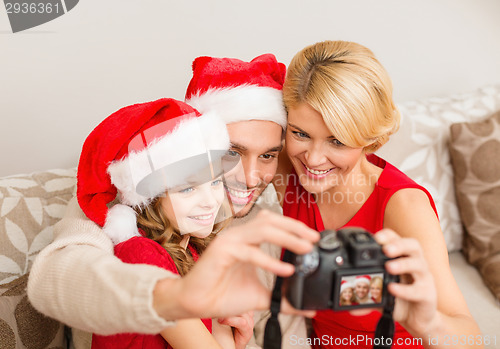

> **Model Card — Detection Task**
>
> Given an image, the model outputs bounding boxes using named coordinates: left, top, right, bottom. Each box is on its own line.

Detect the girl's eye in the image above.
left=179, top=187, right=194, bottom=194
left=291, top=131, right=308, bottom=138
left=211, top=179, right=223, bottom=186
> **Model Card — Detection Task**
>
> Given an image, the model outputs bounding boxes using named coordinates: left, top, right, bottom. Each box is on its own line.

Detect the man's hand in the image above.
left=153, top=210, right=319, bottom=321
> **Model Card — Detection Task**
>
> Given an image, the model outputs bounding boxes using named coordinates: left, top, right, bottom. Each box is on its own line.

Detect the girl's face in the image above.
left=161, top=177, right=225, bottom=238
left=286, top=103, right=364, bottom=194
left=341, top=287, right=353, bottom=302
left=370, top=284, right=382, bottom=302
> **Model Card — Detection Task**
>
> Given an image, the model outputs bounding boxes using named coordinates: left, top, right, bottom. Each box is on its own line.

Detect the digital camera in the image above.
left=285, top=227, right=398, bottom=311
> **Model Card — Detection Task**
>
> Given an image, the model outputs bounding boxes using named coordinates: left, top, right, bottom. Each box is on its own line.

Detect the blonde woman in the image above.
left=370, top=276, right=383, bottom=304
left=274, top=41, right=481, bottom=348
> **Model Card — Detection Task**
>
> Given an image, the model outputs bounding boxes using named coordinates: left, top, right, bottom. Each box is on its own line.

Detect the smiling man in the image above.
left=185, top=54, right=287, bottom=218
left=185, top=54, right=310, bottom=348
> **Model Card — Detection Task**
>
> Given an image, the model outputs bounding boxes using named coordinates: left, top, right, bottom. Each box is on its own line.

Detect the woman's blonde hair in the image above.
left=283, top=40, right=400, bottom=152
left=135, top=195, right=231, bottom=276
left=370, top=276, right=383, bottom=289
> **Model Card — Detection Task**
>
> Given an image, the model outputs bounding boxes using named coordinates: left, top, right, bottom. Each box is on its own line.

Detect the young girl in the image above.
left=76, top=98, right=240, bottom=349
left=274, top=41, right=482, bottom=348
left=339, top=281, right=356, bottom=306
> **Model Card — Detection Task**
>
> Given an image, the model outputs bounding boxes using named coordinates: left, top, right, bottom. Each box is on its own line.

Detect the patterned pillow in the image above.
left=0, top=168, right=77, bottom=349
left=449, top=111, right=500, bottom=300
left=377, top=85, right=500, bottom=251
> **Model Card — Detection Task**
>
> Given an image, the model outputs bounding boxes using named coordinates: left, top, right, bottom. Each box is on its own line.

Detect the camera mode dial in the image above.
left=295, top=249, right=319, bottom=275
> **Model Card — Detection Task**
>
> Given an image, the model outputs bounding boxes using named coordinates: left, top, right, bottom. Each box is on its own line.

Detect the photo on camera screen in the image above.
left=338, top=273, right=384, bottom=308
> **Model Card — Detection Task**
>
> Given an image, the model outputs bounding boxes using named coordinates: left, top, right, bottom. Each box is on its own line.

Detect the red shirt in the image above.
left=92, top=236, right=212, bottom=349
left=283, top=155, right=437, bottom=349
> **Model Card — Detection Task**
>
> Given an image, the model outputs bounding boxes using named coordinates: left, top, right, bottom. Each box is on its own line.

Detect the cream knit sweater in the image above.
left=27, top=187, right=309, bottom=348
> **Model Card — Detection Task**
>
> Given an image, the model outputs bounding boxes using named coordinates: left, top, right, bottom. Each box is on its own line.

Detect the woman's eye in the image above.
left=330, top=138, right=344, bottom=146
left=292, top=131, right=308, bottom=138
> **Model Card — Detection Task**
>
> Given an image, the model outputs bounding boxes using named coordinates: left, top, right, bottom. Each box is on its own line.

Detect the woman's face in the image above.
left=286, top=103, right=364, bottom=194
left=160, top=177, right=225, bottom=238
left=370, top=283, right=382, bottom=302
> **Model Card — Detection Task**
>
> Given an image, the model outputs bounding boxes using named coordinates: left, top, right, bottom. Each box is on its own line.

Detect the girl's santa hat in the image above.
left=340, top=280, right=354, bottom=293
left=355, top=275, right=372, bottom=286
left=77, top=98, right=229, bottom=245
left=185, top=54, right=287, bottom=129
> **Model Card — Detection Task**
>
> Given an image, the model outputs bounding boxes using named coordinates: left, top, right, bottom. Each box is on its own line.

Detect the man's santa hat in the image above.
left=77, top=98, right=229, bottom=245
left=355, top=275, right=372, bottom=286
left=340, top=280, right=354, bottom=293
left=185, top=54, right=287, bottom=129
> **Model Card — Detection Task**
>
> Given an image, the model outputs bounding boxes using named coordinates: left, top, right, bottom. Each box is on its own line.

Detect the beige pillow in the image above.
left=0, top=168, right=76, bottom=348
left=449, top=111, right=500, bottom=300
left=377, top=85, right=500, bottom=252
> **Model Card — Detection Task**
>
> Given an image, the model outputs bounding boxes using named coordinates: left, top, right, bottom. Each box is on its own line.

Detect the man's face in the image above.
left=224, top=120, right=282, bottom=218
left=355, top=283, right=369, bottom=300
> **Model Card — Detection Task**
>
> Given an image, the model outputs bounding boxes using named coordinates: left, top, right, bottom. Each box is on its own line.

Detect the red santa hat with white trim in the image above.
left=77, top=98, right=229, bottom=245
left=340, top=280, right=354, bottom=293
left=355, top=275, right=372, bottom=286
left=185, top=54, right=287, bottom=129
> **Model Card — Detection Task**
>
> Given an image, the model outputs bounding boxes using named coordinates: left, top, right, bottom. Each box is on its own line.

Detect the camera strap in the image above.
left=263, top=276, right=396, bottom=349
left=263, top=275, right=283, bottom=349
left=373, top=291, right=396, bottom=349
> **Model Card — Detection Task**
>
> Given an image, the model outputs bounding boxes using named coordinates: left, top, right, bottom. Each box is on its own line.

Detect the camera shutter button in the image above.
left=318, top=232, right=341, bottom=251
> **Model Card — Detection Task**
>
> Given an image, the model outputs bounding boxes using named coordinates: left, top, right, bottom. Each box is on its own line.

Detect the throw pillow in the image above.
left=449, top=111, right=500, bottom=300
left=377, top=85, right=500, bottom=251
left=0, top=168, right=77, bottom=349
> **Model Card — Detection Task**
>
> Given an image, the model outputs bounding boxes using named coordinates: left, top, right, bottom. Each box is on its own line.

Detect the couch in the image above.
left=1, top=86, right=499, bottom=349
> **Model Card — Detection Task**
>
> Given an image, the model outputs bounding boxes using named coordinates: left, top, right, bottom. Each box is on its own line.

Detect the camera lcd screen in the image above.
left=338, top=273, right=384, bottom=308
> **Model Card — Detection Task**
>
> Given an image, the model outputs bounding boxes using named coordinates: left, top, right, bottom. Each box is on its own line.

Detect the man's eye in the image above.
left=260, top=154, right=276, bottom=160
left=227, top=150, right=240, bottom=157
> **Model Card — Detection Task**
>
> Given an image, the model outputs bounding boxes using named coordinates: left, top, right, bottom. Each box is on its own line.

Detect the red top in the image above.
left=92, top=236, right=212, bottom=349
left=283, top=155, right=437, bottom=349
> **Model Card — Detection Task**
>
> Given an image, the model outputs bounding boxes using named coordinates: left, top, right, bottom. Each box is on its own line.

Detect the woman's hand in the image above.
left=218, top=311, right=254, bottom=349
left=374, top=228, right=438, bottom=336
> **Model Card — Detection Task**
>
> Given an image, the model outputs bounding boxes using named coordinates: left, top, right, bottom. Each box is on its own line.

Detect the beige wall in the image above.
left=1, top=0, right=500, bottom=176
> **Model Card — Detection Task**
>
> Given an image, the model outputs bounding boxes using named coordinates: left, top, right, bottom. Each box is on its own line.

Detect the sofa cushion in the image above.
left=0, top=168, right=76, bottom=349
left=377, top=85, right=500, bottom=252
left=449, top=111, right=500, bottom=300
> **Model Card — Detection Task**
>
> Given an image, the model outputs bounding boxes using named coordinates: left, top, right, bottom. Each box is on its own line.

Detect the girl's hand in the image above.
left=218, top=311, right=254, bottom=349
left=374, top=228, right=438, bottom=336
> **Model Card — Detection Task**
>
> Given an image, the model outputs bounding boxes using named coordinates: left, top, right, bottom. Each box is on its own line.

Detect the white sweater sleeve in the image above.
left=27, top=197, right=177, bottom=335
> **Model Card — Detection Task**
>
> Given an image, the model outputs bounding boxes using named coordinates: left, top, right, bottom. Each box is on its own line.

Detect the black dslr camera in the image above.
left=285, top=227, right=398, bottom=311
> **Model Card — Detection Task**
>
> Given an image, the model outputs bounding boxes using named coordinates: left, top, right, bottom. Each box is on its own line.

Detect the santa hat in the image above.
left=185, top=54, right=287, bottom=129
left=355, top=275, right=372, bottom=286
left=77, top=98, right=229, bottom=245
left=340, top=280, right=354, bottom=293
